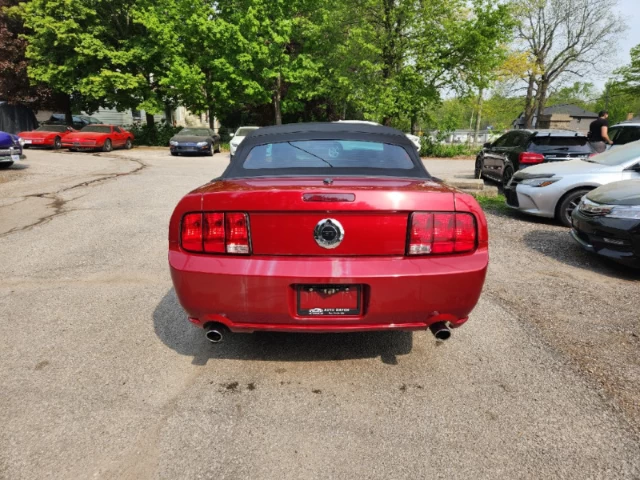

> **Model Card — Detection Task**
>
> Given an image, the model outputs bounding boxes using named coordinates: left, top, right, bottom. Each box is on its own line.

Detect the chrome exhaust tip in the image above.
left=205, top=328, right=223, bottom=344
left=429, top=322, right=451, bottom=341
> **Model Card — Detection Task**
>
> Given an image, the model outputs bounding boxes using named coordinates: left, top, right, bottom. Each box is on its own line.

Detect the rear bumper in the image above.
left=169, top=249, right=488, bottom=333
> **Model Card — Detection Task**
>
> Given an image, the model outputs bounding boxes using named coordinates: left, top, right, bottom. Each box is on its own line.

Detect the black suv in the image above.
left=475, top=129, right=595, bottom=187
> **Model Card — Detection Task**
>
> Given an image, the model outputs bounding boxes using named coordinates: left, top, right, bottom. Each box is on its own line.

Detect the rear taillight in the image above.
left=181, top=212, right=251, bottom=255
left=225, top=213, right=250, bottom=254
left=519, top=152, right=545, bottom=165
left=407, top=212, right=476, bottom=255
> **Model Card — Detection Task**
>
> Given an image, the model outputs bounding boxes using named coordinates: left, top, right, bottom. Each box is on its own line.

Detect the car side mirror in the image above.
left=229, top=133, right=234, bottom=138
left=483, top=142, right=492, bottom=149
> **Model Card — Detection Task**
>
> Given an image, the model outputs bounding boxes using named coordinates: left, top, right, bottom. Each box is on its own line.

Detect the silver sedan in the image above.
left=504, top=141, right=640, bottom=226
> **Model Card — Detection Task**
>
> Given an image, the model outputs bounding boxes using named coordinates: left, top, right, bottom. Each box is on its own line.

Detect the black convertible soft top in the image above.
left=222, top=122, right=429, bottom=179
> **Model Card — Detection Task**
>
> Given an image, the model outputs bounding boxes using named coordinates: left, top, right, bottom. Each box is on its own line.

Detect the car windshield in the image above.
left=81, top=126, right=111, bottom=133
left=36, top=125, right=67, bottom=133
left=241, top=140, right=416, bottom=173
left=590, top=140, right=640, bottom=166
left=179, top=128, right=209, bottom=136
left=235, top=127, right=258, bottom=136
left=529, top=136, right=592, bottom=154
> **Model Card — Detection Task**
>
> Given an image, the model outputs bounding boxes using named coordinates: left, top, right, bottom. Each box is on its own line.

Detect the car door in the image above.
left=112, top=127, right=126, bottom=147
left=484, top=132, right=514, bottom=180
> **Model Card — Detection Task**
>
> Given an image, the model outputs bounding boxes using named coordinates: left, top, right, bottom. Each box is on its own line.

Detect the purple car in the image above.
left=0, top=130, right=25, bottom=169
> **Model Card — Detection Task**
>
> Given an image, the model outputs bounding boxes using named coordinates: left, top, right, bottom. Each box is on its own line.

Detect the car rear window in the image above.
left=81, top=126, right=111, bottom=133
left=243, top=140, right=415, bottom=171
left=529, top=136, right=592, bottom=153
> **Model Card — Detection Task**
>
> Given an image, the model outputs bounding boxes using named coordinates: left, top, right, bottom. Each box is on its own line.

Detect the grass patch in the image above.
left=473, top=193, right=510, bottom=214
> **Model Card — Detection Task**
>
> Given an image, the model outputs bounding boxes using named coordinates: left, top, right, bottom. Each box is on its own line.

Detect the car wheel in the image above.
left=474, top=157, right=484, bottom=179
left=502, top=166, right=514, bottom=188
left=206, top=144, right=214, bottom=157
left=125, top=138, right=133, bottom=150
left=556, top=189, right=590, bottom=228
left=0, top=162, right=14, bottom=169
left=53, top=136, right=62, bottom=150
left=102, top=139, right=112, bottom=152
left=170, top=151, right=178, bottom=156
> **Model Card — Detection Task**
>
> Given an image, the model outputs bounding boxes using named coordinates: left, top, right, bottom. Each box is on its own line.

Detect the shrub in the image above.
left=126, top=122, right=183, bottom=146
left=419, top=138, right=480, bottom=158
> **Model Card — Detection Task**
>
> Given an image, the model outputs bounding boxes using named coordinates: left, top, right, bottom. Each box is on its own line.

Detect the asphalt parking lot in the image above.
left=1, top=149, right=639, bottom=479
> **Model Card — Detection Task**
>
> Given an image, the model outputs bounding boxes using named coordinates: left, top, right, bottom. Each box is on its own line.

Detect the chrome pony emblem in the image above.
left=314, top=218, right=344, bottom=249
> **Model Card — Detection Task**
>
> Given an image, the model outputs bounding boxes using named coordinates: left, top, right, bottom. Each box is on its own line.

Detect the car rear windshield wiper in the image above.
left=286, top=142, right=334, bottom=168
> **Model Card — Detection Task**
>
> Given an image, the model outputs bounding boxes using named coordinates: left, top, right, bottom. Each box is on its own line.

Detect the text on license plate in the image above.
left=297, top=285, right=361, bottom=316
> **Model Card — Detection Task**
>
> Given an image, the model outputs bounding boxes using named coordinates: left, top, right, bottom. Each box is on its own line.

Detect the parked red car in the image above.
left=62, top=124, right=134, bottom=152
left=18, top=124, right=76, bottom=150
left=168, top=123, right=489, bottom=343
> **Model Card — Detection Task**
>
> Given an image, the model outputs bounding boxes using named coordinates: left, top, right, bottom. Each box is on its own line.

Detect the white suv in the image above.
left=609, top=122, right=640, bottom=148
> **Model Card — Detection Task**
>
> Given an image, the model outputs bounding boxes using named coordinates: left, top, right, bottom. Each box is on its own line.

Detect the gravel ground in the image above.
left=482, top=204, right=640, bottom=433
left=0, top=150, right=639, bottom=479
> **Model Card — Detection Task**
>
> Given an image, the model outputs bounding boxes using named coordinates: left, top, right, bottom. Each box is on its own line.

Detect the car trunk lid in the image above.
left=197, top=177, right=456, bottom=256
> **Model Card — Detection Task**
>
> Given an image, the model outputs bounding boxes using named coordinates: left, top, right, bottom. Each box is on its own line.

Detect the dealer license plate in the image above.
left=11, top=154, right=19, bottom=161
left=297, top=285, right=361, bottom=316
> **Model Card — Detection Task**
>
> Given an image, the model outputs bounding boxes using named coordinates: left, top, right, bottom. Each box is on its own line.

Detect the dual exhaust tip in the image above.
left=204, top=322, right=451, bottom=344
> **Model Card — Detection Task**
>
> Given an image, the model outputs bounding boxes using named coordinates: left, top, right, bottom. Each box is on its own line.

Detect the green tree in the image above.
left=616, top=44, right=640, bottom=97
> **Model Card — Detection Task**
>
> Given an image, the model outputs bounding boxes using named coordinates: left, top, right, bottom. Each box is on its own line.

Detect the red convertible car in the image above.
left=62, top=124, right=134, bottom=152
left=168, top=123, right=489, bottom=343
left=18, top=124, right=76, bottom=150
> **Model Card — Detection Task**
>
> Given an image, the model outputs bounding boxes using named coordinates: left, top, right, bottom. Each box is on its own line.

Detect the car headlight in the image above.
left=197, top=141, right=208, bottom=147
left=520, top=177, right=560, bottom=187
left=170, top=140, right=178, bottom=146
left=606, top=205, right=640, bottom=220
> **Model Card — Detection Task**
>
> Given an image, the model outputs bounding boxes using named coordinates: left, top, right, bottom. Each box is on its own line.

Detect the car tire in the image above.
left=556, top=189, right=590, bottom=228
left=502, top=166, right=514, bottom=188
left=125, top=138, right=133, bottom=150
left=170, top=151, right=178, bottom=156
left=0, top=162, right=14, bottom=169
left=23, top=145, right=30, bottom=149
left=206, top=144, right=213, bottom=157
left=102, top=139, right=112, bottom=152
left=474, top=157, right=484, bottom=179
left=53, top=137, right=62, bottom=150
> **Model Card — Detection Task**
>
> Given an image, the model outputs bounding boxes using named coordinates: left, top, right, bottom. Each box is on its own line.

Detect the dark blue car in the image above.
left=0, top=130, right=25, bottom=169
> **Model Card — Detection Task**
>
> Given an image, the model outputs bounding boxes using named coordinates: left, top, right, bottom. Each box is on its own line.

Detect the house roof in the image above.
left=541, top=104, right=598, bottom=117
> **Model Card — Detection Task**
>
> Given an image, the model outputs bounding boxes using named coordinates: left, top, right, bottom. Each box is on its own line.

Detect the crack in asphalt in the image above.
left=0, top=154, right=147, bottom=238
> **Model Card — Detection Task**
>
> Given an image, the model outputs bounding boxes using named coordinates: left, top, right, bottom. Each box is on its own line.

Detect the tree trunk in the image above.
left=523, top=74, right=536, bottom=128
left=146, top=112, right=155, bottom=128
left=535, top=79, right=549, bottom=128
left=411, top=116, right=417, bottom=135
left=164, top=103, right=173, bottom=126
left=208, top=108, right=215, bottom=129
left=474, top=88, right=483, bottom=144
left=274, top=73, right=282, bottom=125
left=63, top=94, right=73, bottom=126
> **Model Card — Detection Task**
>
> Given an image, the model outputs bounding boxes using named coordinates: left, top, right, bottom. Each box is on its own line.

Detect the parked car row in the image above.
left=17, top=124, right=134, bottom=152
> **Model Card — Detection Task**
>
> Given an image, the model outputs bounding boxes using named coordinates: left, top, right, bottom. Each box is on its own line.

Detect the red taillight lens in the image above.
left=407, top=212, right=476, bottom=255
left=225, top=213, right=250, bottom=254
left=181, top=213, right=203, bottom=252
left=519, top=152, right=545, bottom=165
left=408, top=213, right=434, bottom=254
left=203, top=213, right=225, bottom=253
left=181, top=212, right=250, bottom=254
